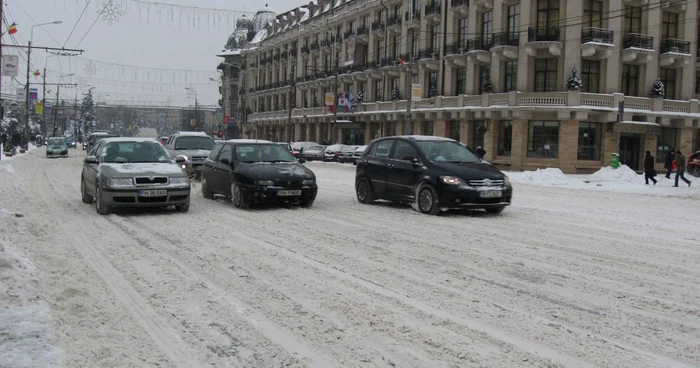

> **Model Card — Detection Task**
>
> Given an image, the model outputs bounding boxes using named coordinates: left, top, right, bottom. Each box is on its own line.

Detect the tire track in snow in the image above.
left=36, top=170, right=201, bottom=368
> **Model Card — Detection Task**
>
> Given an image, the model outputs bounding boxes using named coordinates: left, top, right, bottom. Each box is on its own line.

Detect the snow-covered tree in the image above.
left=429, top=85, right=437, bottom=98
left=80, top=88, right=95, bottom=133
left=391, top=85, right=401, bottom=101
left=481, top=75, right=493, bottom=93
left=566, top=67, right=583, bottom=91
left=651, top=78, right=665, bottom=98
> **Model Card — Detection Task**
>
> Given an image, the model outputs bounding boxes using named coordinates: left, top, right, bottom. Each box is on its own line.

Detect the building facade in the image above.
left=234, top=0, right=700, bottom=173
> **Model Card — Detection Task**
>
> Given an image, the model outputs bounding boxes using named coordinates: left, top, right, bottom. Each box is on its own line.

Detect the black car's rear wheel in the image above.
left=95, top=186, right=111, bottom=215
left=417, top=184, right=440, bottom=215
left=356, top=178, right=374, bottom=204
left=231, top=183, right=249, bottom=209
left=201, top=175, right=214, bottom=199
left=80, top=177, right=93, bottom=204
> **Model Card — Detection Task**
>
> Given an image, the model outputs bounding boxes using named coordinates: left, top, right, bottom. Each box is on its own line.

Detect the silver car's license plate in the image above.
left=138, top=189, right=167, bottom=197
left=278, top=190, right=302, bottom=196
left=480, top=190, right=502, bottom=198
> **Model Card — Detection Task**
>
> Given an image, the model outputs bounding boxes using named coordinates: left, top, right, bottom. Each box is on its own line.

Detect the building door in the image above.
left=619, top=133, right=642, bottom=171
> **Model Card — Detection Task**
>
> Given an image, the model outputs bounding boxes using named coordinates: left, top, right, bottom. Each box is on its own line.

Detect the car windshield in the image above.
left=47, top=138, right=66, bottom=145
left=174, top=136, right=215, bottom=150
left=235, top=144, right=296, bottom=163
left=279, top=143, right=292, bottom=151
left=100, top=141, right=172, bottom=163
left=95, top=135, right=117, bottom=143
left=415, top=140, right=481, bottom=163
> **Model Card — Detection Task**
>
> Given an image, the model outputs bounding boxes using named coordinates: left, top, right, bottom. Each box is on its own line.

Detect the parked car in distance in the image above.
left=352, top=145, right=367, bottom=165
left=337, top=145, right=359, bottom=163
left=159, top=137, right=169, bottom=145
left=355, top=135, right=513, bottom=215
left=324, top=144, right=345, bottom=161
left=275, top=142, right=296, bottom=156
left=200, top=139, right=318, bottom=209
left=46, top=137, right=69, bottom=158
left=301, top=145, right=326, bottom=161
left=291, top=141, right=318, bottom=158
left=65, top=136, right=75, bottom=148
left=163, top=131, right=216, bottom=179
left=688, top=151, right=700, bottom=177
left=80, top=137, right=190, bottom=215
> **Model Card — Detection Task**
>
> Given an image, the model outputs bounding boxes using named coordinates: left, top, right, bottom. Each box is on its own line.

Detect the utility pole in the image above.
left=53, top=84, right=59, bottom=136
left=42, top=68, right=47, bottom=137
left=23, top=40, right=32, bottom=146
left=194, top=97, right=198, bottom=131
left=0, top=0, right=4, bottom=117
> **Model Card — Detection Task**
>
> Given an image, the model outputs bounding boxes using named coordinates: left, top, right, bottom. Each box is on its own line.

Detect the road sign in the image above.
left=411, top=84, right=422, bottom=101
left=190, top=118, right=196, bottom=127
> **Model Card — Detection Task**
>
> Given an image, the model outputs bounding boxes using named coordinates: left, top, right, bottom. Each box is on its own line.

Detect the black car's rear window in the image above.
left=174, top=136, right=215, bottom=150
left=235, top=144, right=295, bottom=163
left=415, top=140, right=481, bottom=163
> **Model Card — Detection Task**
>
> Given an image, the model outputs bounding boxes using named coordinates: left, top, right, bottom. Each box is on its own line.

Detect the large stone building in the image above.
left=231, top=0, right=700, bottom=173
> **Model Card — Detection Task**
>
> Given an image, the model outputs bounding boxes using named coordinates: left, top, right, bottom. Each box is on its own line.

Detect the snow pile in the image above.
left=589, top=166, right=641, bottom=184
left=508, top=168, right=569, bottom=186
left=0, top=226, right=62, bottom=367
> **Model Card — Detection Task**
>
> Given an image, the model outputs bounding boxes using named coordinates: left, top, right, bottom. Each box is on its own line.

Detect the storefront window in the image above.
left=527, top=121, right=559, bottom=158
left=300, top=125, right=307, bottom=141
left=577, top=122, right=601, bottom=160
left=309, top=125, right=316, bottom=142
left=449, top=121, right=460, bottom=141
left=472, top=121, right=487, bottom=148
left=656, top=127, right=677, bottom=163
left=342, top=128, right=366, bottom=145
left=498, top=121, right=513, bottom=156
left=423, top=121, right=434, bottom=136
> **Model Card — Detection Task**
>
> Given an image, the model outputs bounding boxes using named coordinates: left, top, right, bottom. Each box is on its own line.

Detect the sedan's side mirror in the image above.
left=84, top=156, right=98, bottom=164
left=410, top=157, right=421, bottom=167
left=174, top=155, right=187, bottom=164
left=298, top=158, right=306, bottom=164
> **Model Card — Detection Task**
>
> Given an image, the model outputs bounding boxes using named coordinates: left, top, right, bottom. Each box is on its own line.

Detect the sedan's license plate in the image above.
left=138, top=189, right=167, bottom=197
left=278, top=190, right=302, bottom=196
left=480, top=190, right=502, bottom=198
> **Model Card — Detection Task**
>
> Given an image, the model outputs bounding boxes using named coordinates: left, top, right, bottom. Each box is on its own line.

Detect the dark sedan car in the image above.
left=355, top=135, right=513, bottom=215
left=200, top=139, right=318, bottom=209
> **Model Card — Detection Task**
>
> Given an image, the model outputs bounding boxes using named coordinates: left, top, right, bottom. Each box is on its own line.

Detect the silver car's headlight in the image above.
left=107, top=178, right=133, bottom=187
left=169, top=177, right=189, bottom=185
left=302, top=179, right=315, bottom=185
left=255, top=180, right=274, bottom=186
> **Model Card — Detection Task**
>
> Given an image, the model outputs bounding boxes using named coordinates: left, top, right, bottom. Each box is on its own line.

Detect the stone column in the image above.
left=602, top=123, right=619, bottom=166
left=510, top=119, right=529, bottom=171
left=482, top=120, right=498, bottom=161
left=434, top=119, right=447, bottom=137
left=558, top=120, right=579, bottom=174
left=459, top=120, right=472, bottom=146
left=679, top=127, right=695, bottom=154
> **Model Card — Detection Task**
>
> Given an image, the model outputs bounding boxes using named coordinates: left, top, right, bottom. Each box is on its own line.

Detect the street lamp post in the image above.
left=23, top=20, right=62, bottom=147
left=185, top=87, right=198, bottom=131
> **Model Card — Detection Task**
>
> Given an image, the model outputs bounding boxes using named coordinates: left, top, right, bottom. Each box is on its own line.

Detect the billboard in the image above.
left=2, top=55, right=19, bottom=77
left=29, top=88, right=38, bottom=101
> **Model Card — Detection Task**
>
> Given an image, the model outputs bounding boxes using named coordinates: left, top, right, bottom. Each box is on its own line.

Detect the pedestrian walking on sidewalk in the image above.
left=674, top=150, right=691, bottom=187
left=644, top=151, right=657, bottom=185
left=664, top=150, right=675, bottom=178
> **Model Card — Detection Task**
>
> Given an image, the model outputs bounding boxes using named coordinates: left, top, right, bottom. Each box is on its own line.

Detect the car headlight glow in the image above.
left=169, top=177, right=189, bottom=185
left=255, top=180, right=274, bottom=186
left=440, top=176, right=464, bottom=185
left=107, top=178, right=133, bottom=187
left=302, top=179, right=315, bottom=185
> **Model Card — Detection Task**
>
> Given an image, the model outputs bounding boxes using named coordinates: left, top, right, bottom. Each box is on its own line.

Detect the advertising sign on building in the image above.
left=45, top=102, right=52, bottom=115
left=29, top=88, right=38, bottom=101
left=411, top=84, right=422, bottom=101
left=324, top=93, right=334, bottom=106
left=58, top=110, right=64, bottom=118
left=344, top=36, right=356, bottom=66
left=2, top=55, right=19, bottom=77
left=35, top=102, right=43, bottom=115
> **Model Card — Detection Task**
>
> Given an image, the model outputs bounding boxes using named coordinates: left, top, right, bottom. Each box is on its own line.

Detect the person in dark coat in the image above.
left=644, top=150, right=657, bottom=185
left=664, top=150, right=674, bottom=179
left=475, top=146, right=486, bottom=159
left=674, top=150, right=691, bottom=187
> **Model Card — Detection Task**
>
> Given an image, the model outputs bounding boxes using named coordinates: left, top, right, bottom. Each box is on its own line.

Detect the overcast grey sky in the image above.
left=3, top=0, right=290, bottom=106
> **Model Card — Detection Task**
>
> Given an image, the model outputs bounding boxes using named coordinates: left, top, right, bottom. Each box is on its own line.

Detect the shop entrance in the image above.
left=619, top=133, right=642, bottom=171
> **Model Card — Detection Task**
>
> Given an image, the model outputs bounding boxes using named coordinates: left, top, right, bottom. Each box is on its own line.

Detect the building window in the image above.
left=300, top=125, right=307, bottom=140
left=375, top=40, right=384, bottom=63
left=374, top=80, right=383, bottom=101
left=656, top=127, right=677, bottom=163
left=577, top=122, right=601, bottom=160
left=458, top=18, right=468, bottom=47
left=411, top=31, right=419, bottom=58
left=428, top=71, right=438, bottom=96
left=456, top=69, right=467, bottom=95
left=479, top=65, right=491, bottom=94
left=498, top=121, right=513, bottom=156
left=621, top=64, right=639, bottom=96
left=583, top=0, right=603, bottom=28
left=696, top=76, right=700, bottom=94
left=623, top=6, right=641, bottom=34
left=422, top=121, right=434, bottom=135
left=472, top=121, right=487, bottom=148
left=507, top=4, right=520, bottom=35
left=581, top=60, right=600, bottom=93
left=431, top=24, right=439, bottom=50
left=387, top=121, right=396, bottom=136
left=534, top=58, right=557, bottom=92
left=527, top=121, right=559, bottom=158
left=660, top=68, right=676, bottom=99
left=482, top=11, right=493, bottom=40
left=661, top=12, right=678, bottom=39
left=504, top=61, right=517, bottom=92
left=393, top=36, right=401, bottom=58
left=537, top=0, right=559, bottom=29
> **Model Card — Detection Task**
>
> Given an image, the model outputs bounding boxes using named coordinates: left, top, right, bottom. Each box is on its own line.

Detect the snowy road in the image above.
left=1, top=150, right=699, bottom=368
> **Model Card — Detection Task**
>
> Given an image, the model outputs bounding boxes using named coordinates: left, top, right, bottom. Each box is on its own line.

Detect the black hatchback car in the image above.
left=200, top=139, right=318, bottom=209
left=355, top=135, right=513, bottom=215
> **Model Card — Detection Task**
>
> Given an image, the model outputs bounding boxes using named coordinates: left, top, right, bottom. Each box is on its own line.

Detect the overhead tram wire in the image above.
left=74, top=0, right=110, bottom=49
left=63, top=0, right=93, bottom=47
